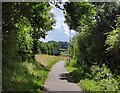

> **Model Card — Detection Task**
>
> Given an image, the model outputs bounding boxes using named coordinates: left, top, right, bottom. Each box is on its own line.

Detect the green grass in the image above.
left=3, top=55, right=62, bottom=92
left=46, top=58, right=59, bottom=69
left=65, top=62, right=77, bottom=72
left=3, top=61, right=48, bottom=92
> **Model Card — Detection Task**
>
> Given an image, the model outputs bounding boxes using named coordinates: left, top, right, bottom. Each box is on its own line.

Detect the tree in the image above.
left=37, top=41, right=60, bottom=55
left=105, top=16, right=120, bottom=73
left=2, top=2, right=55, bottom=64
left=64, top=2, right=96, bottom=31
left=64, top=2, right=120, bottom=73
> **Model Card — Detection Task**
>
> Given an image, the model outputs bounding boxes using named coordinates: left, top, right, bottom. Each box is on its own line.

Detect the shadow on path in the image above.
left=44, top=61, right=82, bottom=91
left=59, top=72, right=75, bottom=83
left=43, top=87, right=49, bottom=92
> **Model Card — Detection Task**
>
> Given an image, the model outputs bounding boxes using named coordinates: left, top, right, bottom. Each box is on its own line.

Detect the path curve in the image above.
left=44, top=60, right=82, bottom=91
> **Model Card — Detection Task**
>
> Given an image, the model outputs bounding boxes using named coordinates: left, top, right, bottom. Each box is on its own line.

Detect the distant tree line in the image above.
left=37, top=41, right=69, bottom=56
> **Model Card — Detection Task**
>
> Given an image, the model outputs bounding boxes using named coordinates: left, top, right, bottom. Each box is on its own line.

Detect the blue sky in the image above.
left=40, top=4, right=76, bottom=42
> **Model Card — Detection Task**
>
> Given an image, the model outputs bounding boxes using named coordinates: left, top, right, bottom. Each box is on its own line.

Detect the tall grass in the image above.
left=3, top=54, right=63, bottom=92
left=3, top=61, right=48, bottom=92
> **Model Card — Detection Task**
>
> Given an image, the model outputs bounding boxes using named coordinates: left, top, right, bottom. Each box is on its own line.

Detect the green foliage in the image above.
left=3, top=56, right=60, bottom=91
left=90, top=64, right=119, bottom=91
left=60, top=50, right=68, bottom=56
left=65, top=59, right=92, bottom=83
left=16, top=18, right=33, bottom=61
left=80, top=79, right=100, bottom=91
left=3, top=60, right=48, bottom=91
left=38, top=41, right=60, bottom=55
left=70, top=30, right=93, bottom=64
left=64, top=2, right=120, bottom=92
left=98, top=78, right=119, bottom=91
left=64, top=2, right=120, bottom=73
left=116, top=75, right=120, bottom=89
left=91, top=64, right=113, bottom=81
left=46, top=58, right=60, bottom=69
left=68, top=59, right=77, bottom=67
left=106, top=28, right=119, bottom=51
left=80, top=77, right=119, bottom=92
left=64, top=2, right=96, bottom=31
left=65, top=63, right=77, bottom=73
left=2, top=2, right=55, bottom=91
left=37, top=41, right=69, bottom=56
left=2, top=2, right=55, bottom=63
left=66, top=61, right=119, bottom=91
left=105, top=16, right=120, bottom=72
left=106, top=16, right=120, bottom=52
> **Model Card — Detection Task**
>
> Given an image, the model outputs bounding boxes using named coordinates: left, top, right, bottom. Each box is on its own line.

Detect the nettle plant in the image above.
left=89, top=64, right=119, bottom=91
left=91, top=64, right=113, bottom=81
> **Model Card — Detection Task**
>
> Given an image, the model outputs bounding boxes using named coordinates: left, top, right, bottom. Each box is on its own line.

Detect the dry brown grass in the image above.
left=35, top=54, right=68, bottom=66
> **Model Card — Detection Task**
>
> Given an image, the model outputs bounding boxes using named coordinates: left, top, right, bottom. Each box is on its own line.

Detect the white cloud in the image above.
left=63, top=24, right=76, bottom=37
left=62, top=0, right=68, bottom=2
left=51, top=7, right=65, bottom=29
left=71, top=29, right=77, bottom=37
left=54, top=17, right=65, bottom=29
left=40, top=5, right=76, bottom=42
left=63, top=23, right=69, bottom=36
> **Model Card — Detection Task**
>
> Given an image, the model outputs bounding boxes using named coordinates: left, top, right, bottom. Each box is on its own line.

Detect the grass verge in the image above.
left=35, top=54, right=68, bottom=66
left=3, top=54, right=64, bottom=92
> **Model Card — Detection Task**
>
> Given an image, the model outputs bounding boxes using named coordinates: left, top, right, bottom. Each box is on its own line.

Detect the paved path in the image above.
left=44, top=60, right=82, bottom=91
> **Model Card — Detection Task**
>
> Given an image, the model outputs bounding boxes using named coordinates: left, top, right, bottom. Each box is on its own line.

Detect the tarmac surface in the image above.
left=44, top=60, right=82, bottom=91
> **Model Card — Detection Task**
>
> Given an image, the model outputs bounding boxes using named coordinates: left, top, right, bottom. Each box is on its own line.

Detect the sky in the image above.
left=40, top=4, right=76, bottom=42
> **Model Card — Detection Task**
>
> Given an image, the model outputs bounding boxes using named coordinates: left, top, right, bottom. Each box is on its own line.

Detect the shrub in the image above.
left=80, top=78, right=119, bottom=92
left=98, top=78, right=119, bottom=91
left=116, top=75, right=120, bottom=89
left=90, top=64, right=113, bottom=81
left=80, top=79, right=100, bottom=91
left=80, top=64, right=119, bottom=91
left=69, top=59, right=77, bottom=67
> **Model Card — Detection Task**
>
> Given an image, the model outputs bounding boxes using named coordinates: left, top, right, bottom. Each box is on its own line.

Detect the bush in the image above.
left=80, top=77, right=119, bottom=92
left=90, top=64, right=113, bottom=81
left=80, top=64, right=119, bottom=91
left=69, top=59, right=77, bottom=67
left=66, top=58, right=120, bottom=91
left=98, top=78, right=119, bottom=91
left=116, top=75, right=120, bottom=89
left=80, top=79, right=100, bottom=91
